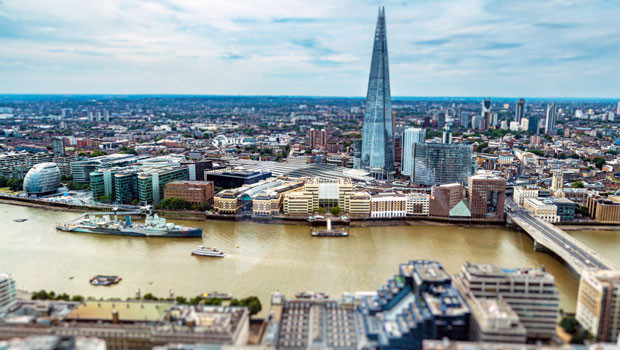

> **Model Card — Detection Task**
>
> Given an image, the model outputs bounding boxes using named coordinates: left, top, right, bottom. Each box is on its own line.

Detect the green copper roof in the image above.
left=450, top=200, right=471, bottom=218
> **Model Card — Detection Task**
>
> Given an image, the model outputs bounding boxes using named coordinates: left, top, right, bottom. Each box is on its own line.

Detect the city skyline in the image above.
left=1, top=1, right=619, bottom=98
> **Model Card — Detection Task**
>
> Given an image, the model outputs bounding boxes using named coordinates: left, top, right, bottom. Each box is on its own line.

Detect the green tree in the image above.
left=175, top=296, right=187, bottom=304
left=594, top=157, right=606, bottom=170
left=0, top=177, right=7, bottom=187
left=90, top=150, right=106, bottom=157
left=230, top=296, right=262, bottom=315
left=143, top=293, right=158, bottom=301
left=71, top=295, right=85, bottom=302
left=560, top=316, right=579, bottom=334
left=570, top=330, right=592, bottom=344
left=571, top=181, right=585, bottom=188
left=7, top=178, right=22, bottom=191
left=330, top=206, right=342, bottom=216
left=317, top=207, right=326, bottom=215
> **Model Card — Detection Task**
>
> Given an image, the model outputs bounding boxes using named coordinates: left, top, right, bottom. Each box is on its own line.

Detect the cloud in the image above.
left=0, top=0, right=618, bottom=97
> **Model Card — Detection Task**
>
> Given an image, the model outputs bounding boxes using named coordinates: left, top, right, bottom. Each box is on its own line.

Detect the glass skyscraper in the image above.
left=410, top=143, right=474, bottom=186
left=401, top=128, right=426, bottom=177
left=360, top=7, right=394, bottom=180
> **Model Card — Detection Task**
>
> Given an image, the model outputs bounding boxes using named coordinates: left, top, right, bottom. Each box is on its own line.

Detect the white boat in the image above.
left=191, top=246, right=225, bottom=258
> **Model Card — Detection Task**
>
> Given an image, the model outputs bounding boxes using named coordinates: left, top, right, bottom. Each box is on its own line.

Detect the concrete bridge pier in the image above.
left=533, top=240, right=551, bottom=253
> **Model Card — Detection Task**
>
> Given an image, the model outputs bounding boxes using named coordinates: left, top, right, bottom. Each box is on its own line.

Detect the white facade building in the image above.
left=406, top=192, right=430, bottom=216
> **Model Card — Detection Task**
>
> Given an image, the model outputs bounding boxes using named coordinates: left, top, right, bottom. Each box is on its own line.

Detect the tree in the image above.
left=0, top=176, right=7, bottom=187
left=71, top=295, right=85, bottom=302
left=594, top=157, right=606, bottom=170
left=7, top=178, right=22, bottom=191
left=571, top=181, right=585, bottom=189
left=560, top=316, right=579, bottom=334
left=90, top=150, right=106, bottom=157
left=330, top=206, right=342, bottom=216
left=575, top=205, right=590, bottom=217
left=230, top=296, right=262, bottom=315
left=175, top=296, right=187, bottom=304
left=570, top=330, right=592, bottom=344
left=317, top=207, right=326, bottom=215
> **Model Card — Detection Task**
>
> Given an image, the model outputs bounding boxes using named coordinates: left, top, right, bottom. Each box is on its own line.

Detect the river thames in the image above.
left=2, top=203, right=618, bottom=315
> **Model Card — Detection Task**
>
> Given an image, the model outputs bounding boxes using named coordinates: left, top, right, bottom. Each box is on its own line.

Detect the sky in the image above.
left=1, top=0, right=619, bottom=97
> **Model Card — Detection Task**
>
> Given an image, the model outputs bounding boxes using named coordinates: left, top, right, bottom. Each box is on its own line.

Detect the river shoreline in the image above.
left=0, top=196, right=507, bottom=228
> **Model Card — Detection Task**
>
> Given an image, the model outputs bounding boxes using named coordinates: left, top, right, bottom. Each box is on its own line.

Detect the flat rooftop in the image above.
left=65, top=300, right=172, bottom=322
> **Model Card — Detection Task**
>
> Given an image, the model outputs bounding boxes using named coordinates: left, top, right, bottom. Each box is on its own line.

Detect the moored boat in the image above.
left=201, top=291, right=233, bottom=300
left=56, top=212, right=202, bottom=238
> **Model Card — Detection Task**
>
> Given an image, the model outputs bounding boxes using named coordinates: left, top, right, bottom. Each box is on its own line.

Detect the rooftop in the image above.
left=65, top=300, right=172, bottom=323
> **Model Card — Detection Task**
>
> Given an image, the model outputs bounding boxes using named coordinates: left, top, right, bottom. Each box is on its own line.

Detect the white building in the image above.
left=370, top=194, right=407, bottom=218
left=513, top=186, right=540, bottom=206
left=406, top=192, right=430, bottom=216
left=0, top=272, right=16, bottom=310
left=401, top=128, right=426, bottom=177
left=523, top=198, right=560, bottom=223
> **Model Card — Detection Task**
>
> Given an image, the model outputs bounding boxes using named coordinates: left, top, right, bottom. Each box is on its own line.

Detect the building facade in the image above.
left=411, top=143, right=474, bottom=186
left=468, top=174, right=506, bottom=220
left=406, top=192, right=430, bottom=216
left=22, top=162, right=61, bottom=195
left=429, top=183, right=463, bottom=218
left=164, top=180, right=215, bottom=205
left=454, top=262, right=560, bottom=340
left=576, top=270, right=620, bottom=342
left=370, top=193, right=407, bottom=218
left=401, top=128, right=426, bottom=177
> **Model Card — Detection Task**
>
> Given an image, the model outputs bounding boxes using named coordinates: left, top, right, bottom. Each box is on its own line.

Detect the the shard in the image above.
left=360, top=7, right=394, bottom=180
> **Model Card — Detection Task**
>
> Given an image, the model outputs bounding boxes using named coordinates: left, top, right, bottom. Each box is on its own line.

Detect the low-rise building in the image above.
left=251, top=181, right=304, bottom=216
left=462, top=293, right=526, bottom=343
left=523, top=198, right=560, bottom=223
left=468, top=174, right=506, bottom=220
left=587, top=196, right=620, bottom=223
left=164, top=180, right=214, bottom=205
left=0, top=272, right=16, bottom=310
left=406, top=192, right=430, bottom=216
left=370, top=193, right=407, bottom=218
left=283, top=191, right=316, bottom=215
left=513, top=186, right=541, bottom=207
left=343, top=192, right=371, bottom=217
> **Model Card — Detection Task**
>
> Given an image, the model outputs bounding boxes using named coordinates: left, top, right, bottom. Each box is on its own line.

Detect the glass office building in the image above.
left=410, top=143, right=474, bottom=186
left=22, top=162, right=61, bottom=195
left=360, top=7, right=394, bottom=180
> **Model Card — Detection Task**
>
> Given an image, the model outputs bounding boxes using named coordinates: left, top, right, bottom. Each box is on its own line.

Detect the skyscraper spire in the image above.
left=359, top=6, right=394, bottom=180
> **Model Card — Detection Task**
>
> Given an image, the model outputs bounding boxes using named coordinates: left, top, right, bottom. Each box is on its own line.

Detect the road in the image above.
left=506, top=198, right=613, bottom=273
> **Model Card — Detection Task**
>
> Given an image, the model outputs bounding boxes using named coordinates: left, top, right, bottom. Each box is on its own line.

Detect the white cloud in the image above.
left=0, top=0, right=619, bottom=97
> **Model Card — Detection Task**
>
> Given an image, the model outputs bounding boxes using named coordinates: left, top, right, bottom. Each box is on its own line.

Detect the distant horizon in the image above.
left=0, top=94, right=617, bottom=102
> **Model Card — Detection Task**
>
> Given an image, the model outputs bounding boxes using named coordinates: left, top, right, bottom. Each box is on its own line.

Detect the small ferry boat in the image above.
left=191, top=246, right=225, bottom=257
left=13, top=218, right=27, bottom=222
left=202, top=291, right=233, bottom=300
left=90, top=275, right=121, bottom=286
left=295, top=291, right=329, bottom=299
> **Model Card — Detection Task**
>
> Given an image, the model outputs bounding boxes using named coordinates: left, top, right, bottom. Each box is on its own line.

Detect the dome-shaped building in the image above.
left=23, top=162, right=61, bottom=195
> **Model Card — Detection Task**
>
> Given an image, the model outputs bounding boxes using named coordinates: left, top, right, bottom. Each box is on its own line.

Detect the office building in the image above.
left=52, top=137, right=65, bottom=157
left=360, top=7, right=394, bottom=180
left=545, top=103, right=557, bottom=136
left=251, top=181, right=305, bottom=216
left=137, top=166, right=189, bottom=205
left=576, top=270, right=620, bottom=342
left=0, top=272, right=16, bottom=310
left=283, top=191, right=316, bottom=215
left=587, top=196, right=620, bottom=223
left=343, top=192, right=371, bottom=217
left=401, top=128, right=426, bottom=176
left=410, top=143, right=474, bottom=186
left=523, top=198, right=560, bottom=223
left=406, top=192, right=430, bottom=216
left=22, top=162, right=61, bottom=195
left=515, top=98, right=525, bottom=123
left=442, top=124, right=452, bottom=144
left=527, top=116, right=539, bottom=135
left=181, top=160, right=212, bottom=181
left=481, top=99, right=492, bottom=130
left=307, top=128, right=329, bottom=150
left=71, top=154, right=139, bottom=183
left=359, top=260, right=470, bottom=350
left=353, top=139, right=362, bottom=169
left=462, top=294, right=527, bottom=343
left=460, top=112, right=470, bottom=129
left=164, top=180, right=215, bottom=205
left=468, top=174, right=506, bottom=220
left=454, top=262, right=560, bottom=340
left=265, top=292, right=358, bottom=350
left=429, top=183, right=463, bottom=218
left=552, top=197, right=575, bottom=222
left=205, top=169, right=272, bottom=189
left=513, top=186, right=542, bottom=206
left=370, top=193, right=407, bottom=218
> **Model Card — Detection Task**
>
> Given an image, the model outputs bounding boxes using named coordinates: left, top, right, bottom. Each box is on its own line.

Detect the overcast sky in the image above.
left=1, top=0, right=619, bottom=97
